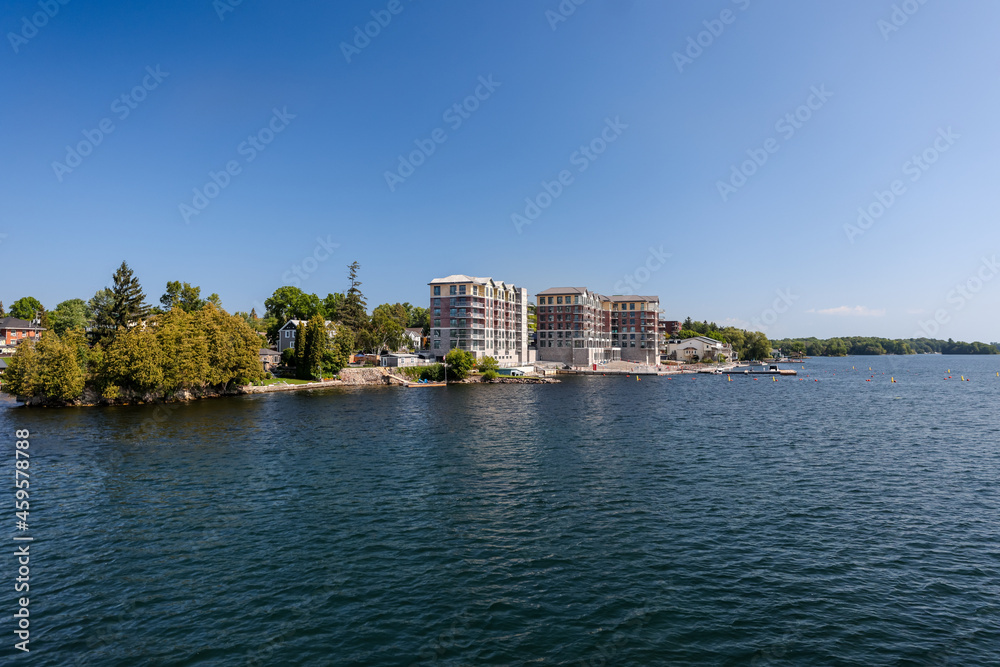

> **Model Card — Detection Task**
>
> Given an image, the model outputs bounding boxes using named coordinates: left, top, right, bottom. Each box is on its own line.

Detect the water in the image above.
left=2, top=355, right=999, bottom=665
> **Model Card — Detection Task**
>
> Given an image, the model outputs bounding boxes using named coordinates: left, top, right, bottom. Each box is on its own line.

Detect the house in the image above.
left=403, top=327, right=425, bottom=351
left=662, top=336, right=734, bottom=362
left=380, top=353, right=422, bottom=368
left=0, top=317, right=45, bottom=347
left=276, top=319, right=335, bottom=353
left=259, top=348, right=281, bottom=372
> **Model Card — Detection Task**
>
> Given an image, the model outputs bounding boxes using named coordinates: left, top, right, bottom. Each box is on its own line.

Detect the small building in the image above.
left=259, top=348, right=281, bottom=372
left=0, top=317, right=45, bottom=346
left=403, top=327, right=426, bottom=351
left=0, top=357, right=8, bottom=376
left=380, top=353, right=422, bottom=368
left=662, top=336, right=734, bottom=362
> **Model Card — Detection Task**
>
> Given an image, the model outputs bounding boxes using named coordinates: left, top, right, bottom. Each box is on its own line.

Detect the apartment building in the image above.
left=429, top=275, right=529, bottom=363
left=535, top=290, right=661, bottom=366
left=606, top=295, right=661, bottom=365
left=535, top=287, right=617, bottom=366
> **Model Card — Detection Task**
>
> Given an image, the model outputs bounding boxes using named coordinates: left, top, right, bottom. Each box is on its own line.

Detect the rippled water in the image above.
left=2, top=355, right=999, bottom=665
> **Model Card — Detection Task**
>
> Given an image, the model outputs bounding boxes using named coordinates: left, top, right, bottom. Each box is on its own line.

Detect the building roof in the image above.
left=404, top=327, right=423, bottom=334
left=605, top=295, right=659, bottom=303
left=428, top=275, right=521, bottom=291
left=0, top=358, right=8, bottom=369
left=0, top=317, right=44, bottom=331
left=279, top=319, right=334, bottom=330
left=536, top=286, right=592, bottom=296
left=260, top=348, right=281, bottom=357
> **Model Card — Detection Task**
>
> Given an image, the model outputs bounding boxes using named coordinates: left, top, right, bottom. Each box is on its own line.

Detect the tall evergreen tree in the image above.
left=109, top=261, right=150, bottom=328
left=342, top=261, right=368, bottom=331
left=0, top=300, right=5, bottom=316
left=303, top=314, right=328, bottom=380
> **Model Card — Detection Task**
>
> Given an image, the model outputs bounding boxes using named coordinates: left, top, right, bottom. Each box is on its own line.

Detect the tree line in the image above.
left=770, top=336, right=999, bottom=357
left=3, top=262, right=265, bottom=403
left=677, top=318, right=773, bottom=360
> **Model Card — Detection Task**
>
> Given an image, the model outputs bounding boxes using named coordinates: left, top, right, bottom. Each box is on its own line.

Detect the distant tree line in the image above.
left=770, top=336, right=999, bottom=357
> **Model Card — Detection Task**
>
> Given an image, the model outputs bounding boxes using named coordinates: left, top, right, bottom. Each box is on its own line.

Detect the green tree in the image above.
left=91, top=262, right=149, bottom=344
left=2, top=339, right=40, bottom=397
left=293, top=321, right=308, bottom=377
left=0, top=300, right=5, bottom=316
left=160, top=281, right=207, bottom=312
left=264, top=286, right=321, bottom=341
left=36, top=331, right=85, bottom=401
left=367, top=303, right=407, bottom=353
left=102, top=326, right=164, bottom=394
left=322, top=292, right=346, bottom=322
left=155, top=307, right=209, bottom=392
left=302, top=314, right=329, bottom=380
left=477, top=356, right=499, bottom=372
left=10, top=296, right=43, bottom=321
left=445, top=348, right=476, bottom=380
left=341, top=261, right=368, bottom=331
left=324, top=326, right=355, bottom=375
left=744, top=331, right=771, bottom=360
left=50, top=299, right=89, bottom=335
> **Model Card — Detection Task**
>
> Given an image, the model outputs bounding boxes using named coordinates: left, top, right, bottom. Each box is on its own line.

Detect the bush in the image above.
left=477, top=356, right=499, bottom=373
left=445, top=349, right=476, bottom=380
left=482, top=369, right=498, bottom=382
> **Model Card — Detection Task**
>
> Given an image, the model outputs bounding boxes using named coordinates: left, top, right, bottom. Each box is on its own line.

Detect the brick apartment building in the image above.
left=429, top=275, right=529, bottom=364
left=535, top=288, right=661, bottom=366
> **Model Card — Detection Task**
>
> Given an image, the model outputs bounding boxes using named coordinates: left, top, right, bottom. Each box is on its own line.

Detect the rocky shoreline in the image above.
left=2, top=367, right=559, bottom=407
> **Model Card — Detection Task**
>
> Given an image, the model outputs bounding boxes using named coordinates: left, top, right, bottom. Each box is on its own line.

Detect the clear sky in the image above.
left=2, top=0, right=999, bottom=341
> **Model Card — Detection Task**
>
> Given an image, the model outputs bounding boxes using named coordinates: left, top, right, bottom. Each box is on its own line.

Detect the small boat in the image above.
left=406, top=382, right=446, bottom=388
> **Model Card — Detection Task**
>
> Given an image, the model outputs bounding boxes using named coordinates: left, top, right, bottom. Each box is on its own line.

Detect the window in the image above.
left=434, top=319, right=441, bottom=327
left=548, top=297, right=554, bottom=304
left=629, top=303, right=635, bottom=310
left=284, top=331, right=290, bottom=338
left=433, top=340, right=441, bottom=349
left=450, top=309, right=457, bottom=317
left=433, top=286, right=441, bottom=295
left=434, top=298, right=440, bottom=306
left=450, top=286, right=457, bottom=295
left=434, top=309, right=440, bottom=316
left=459, top=285, right=466, bottom=295
left=472, top=286, right=478, bottom=295
left=433, top=330, right=440, bottom=337
left=556, top=296, right=563, bottom=304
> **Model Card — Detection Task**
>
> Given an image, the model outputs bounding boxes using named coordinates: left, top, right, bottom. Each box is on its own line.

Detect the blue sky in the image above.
left=2, top=0, right=999, bottom=341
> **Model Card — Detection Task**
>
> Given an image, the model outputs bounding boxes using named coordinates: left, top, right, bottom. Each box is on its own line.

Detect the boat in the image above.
left=726, top=363, right=797, bottom=376
left=406, top=381, right=446, bottom=388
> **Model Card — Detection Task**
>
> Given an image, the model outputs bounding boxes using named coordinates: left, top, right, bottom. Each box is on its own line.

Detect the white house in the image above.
left=662, top=336, right=734, bottom=362
left=276, top=319, right=336, bottom=353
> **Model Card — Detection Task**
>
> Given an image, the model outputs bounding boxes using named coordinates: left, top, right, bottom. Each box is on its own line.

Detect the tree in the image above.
left=155, top=307, right=209, bottom=392
left=0, top=300, right=5, bottom=316
left=264, top=286, right=321, bottom=341
left=102, top=325, right=164, bottom=394
left=324, top=326, right=355, bottom=375
left=50, top=299, right=89, bottom=335
left=477, top=356, right=499, bottom=373
left=341, top=261, right=368, bottom=331
left=92, top=262, right=149, bottom=343
left=293, top=321, right=307, bottom=375
left=10, top=296, right=43, bottom=321
left=2, top=340, right=40, bottom=397
left=36, top=331, right=85, bottom=401
left=161, top=281, right=207, bottom=312
left=322, top=292, right=346, bottom=322
left=445, top=348, right=476, bottom=380
left=301, top=314, right=329, bottom=380
left=366, top=303, right=407, bottom=353
left=407, top=305, right=430, bottom=331
left=744, top=331, right=771, bottom=360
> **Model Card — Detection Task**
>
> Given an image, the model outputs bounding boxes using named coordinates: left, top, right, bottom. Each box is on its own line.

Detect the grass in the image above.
left=260, top=377, right=314, bottom=386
